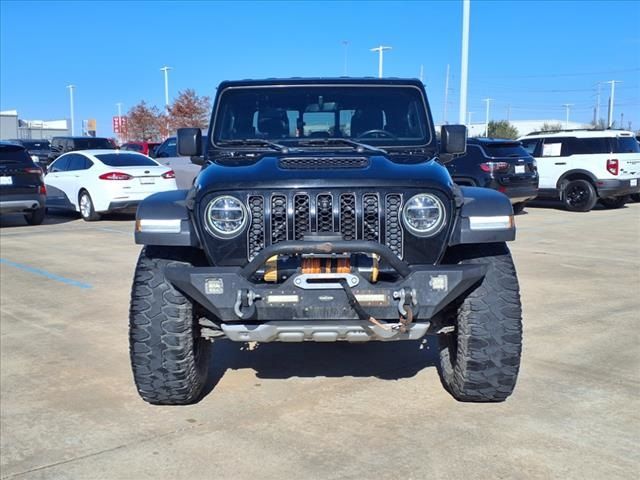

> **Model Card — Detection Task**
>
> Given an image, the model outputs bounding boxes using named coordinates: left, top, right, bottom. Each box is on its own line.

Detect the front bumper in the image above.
left=596, top=178, right=640, bottom=198
left=163, top=241, right=487, bottom=341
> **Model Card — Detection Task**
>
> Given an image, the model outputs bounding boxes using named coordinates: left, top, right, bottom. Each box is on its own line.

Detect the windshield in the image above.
left=96, top=153, right=158, bottom=167
left=74, top=138, right=116, bottom=149
left=213, top=85, right=432, bottom=147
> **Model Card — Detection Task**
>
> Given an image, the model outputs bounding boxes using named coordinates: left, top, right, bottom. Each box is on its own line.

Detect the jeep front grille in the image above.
left=247, top=191, right=404, bottom=260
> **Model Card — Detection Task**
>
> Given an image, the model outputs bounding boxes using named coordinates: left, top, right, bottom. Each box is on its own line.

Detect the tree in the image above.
left=167, top=89, right=211, bottom=132
left=126, top=101, right=164, bottom=141
left=487, top=120, right=519, bottom=139
left=539, top=122, right=563, bottom=132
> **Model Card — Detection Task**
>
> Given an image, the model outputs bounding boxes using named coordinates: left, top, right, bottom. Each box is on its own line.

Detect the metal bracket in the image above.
left=293, top=273, right=359, bottom=290
left=233, top=289, right=261, bottom=319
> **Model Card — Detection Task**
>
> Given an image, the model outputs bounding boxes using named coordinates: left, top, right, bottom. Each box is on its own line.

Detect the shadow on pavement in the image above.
left=202, top=336, right=440, bottom=397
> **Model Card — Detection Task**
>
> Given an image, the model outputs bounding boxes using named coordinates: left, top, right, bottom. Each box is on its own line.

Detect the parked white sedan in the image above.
left=45, top=150, right=177, bottom=221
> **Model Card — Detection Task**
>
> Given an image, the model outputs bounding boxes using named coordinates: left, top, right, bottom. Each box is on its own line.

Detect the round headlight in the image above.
left=204, top=195, right=247, bottom=239
left=402, top=194, right=446, bottom=237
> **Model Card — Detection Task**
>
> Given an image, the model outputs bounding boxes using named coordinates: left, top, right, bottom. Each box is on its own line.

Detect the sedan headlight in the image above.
left=402, top=193, right=446, bottom=237
left=204, top=195, right=247, bottom=239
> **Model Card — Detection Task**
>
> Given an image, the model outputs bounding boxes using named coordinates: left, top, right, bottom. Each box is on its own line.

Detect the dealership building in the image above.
left=0, top=110, right=70, bottom=140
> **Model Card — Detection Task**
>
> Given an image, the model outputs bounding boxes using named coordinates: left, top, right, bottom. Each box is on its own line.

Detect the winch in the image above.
left=260, top=254, right=379, bottom=283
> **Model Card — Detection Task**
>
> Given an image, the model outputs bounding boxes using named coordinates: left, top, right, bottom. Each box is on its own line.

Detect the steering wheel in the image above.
left=355, top=129, right=398, bottom=140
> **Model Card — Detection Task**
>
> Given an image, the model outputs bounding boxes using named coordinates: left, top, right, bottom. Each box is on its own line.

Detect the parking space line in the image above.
left=0, top=258, right=93, bottom=289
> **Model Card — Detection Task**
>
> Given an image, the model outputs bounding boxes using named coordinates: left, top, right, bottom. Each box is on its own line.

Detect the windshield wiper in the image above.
left=217, top=139, right=292, bottom=153
left=295, top=138, right=387, bottom=154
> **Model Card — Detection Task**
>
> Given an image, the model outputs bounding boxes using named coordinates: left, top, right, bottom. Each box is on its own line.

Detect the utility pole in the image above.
left=562, top=104, right=573, bottom=128
left=443, top=64, right=450, bottom=124
left=605, top=80, right=621, bottom=128
left=160, top=66, right=172, bottom=108
left=467, top=111, right=473, bottom=125
left=66, top=84, right=75, bottom=136
left=459, top=0, right=470, bottom=125
left=482, top=98, right=492, bottom=137
left=370, top=45, right=392, bottom=78
left=342, top=40, right=349, bottom=76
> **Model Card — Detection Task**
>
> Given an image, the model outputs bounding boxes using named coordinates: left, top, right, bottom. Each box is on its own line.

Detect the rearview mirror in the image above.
left=177, top=128, right=202, bottom=157
left=440, top=125, right=467, bottom=155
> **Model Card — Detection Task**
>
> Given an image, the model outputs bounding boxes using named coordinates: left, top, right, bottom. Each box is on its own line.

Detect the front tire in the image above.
left=24, top=207, right=45, bottom=225
left=561, top=179, right=597, bottom=212
left=129, top=246, right=210, bottom=405
left=438, top=243, right=523, bottom=402
left=79, top=191, right=101, bottom=221
left=599, top=195, right=628, bottom=209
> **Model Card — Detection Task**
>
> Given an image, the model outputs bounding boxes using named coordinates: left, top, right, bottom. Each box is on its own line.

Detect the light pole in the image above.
left=562, top=104, right=573, bottom=128
left=467, top=111, right=474, bottom=125
left=342, top=40, right=349, bottom=76
left=605, top=80, right=621, bottom=128
left=482, top=98, right=493, bottom=137
left=66, top=85, right=75, bottom=136
left=160, top=66, right=172, bottom=108
left=370, top=45, right=392, bottom=78
left=459, top=0, right=470, bottom=125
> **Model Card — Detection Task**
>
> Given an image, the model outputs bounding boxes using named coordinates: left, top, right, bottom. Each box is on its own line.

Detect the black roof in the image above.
left=467, top=137, right=521, bottom=145
left=218, top=77, right=424, bottom=89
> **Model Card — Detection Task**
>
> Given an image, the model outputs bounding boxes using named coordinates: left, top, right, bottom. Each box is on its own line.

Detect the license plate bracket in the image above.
left=515, top=165, right=525, bottom=174
left=0, top=176, right=13, bottom=185
left=139, top=177, right=155, bottom=185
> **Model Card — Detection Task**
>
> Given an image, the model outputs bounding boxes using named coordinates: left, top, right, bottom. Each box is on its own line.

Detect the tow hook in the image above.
left=234, top=289, right=261, bottom=320
left=393, top=288, right=417, bottom=332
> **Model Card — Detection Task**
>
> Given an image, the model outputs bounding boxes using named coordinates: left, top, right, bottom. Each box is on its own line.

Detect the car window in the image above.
left=122, top=143, right=143, bottom=152
left=519, top=139, right=539, bottom=156
left=481, top=143, right=529, bottom=158
left=67, top=154, right=91, bottom=171
left=156, top=138, right=177, bottom=157
left=22, top=140, right=50, bottom=150
left=614, top=137, right=640, bottom=153
left=0, top=145, right=31, bottom=165
left=562, top=138, right=611, bottom=155
left=541, top=138, right=569, bottom=157
left=95, top=153, right=158, bottom=167
left=49, top=155, right=70, bottom=172
left=72, top=138, right=116, bottom=150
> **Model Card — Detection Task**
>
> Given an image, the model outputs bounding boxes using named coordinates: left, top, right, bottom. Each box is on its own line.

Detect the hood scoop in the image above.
left=278, top=156, right=369, bottom=170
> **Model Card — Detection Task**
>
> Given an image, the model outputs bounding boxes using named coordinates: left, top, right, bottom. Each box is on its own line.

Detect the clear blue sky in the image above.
left=1, top=0, right=639, bottom=137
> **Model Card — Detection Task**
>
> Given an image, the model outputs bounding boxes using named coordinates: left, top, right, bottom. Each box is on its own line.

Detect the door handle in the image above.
left=554, top=162, right=566, bottom=165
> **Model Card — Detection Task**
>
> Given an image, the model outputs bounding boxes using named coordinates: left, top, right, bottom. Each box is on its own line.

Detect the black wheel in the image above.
left=630, top=193, right=640, bottom=203
left=438, top=243, right=523, bottom=402
left=512, top=202, right=526, bottom=215
left=562, top=179, right=597, bottom=212
left=599, top=195, right=628, bottom=209
left=24, top=207, right=45, bottom=225
left=129, top=246, right=211, bottom=405
left=79, top=190, right=101, bottom=221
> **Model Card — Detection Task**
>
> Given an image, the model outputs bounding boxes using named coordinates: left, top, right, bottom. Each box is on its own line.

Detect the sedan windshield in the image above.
left=213, top=85, right=432, bottom=147
left=96, top=153, right=158, bottom=167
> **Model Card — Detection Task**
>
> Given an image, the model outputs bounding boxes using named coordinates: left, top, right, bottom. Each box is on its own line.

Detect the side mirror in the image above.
left=440, top=125, right=467, bottom=155
left=177, top=128, right=202, bottom=157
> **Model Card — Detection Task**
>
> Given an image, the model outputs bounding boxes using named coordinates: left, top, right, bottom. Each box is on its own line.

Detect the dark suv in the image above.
left=0, top=142, right=46, bottom=225
left=8, top=139, right=51, bottom=169
left=130, top=78, right=523, bottom=405
left=445, top=138, right=539, bottom=214
left=48, top=136, right=116, bottom=164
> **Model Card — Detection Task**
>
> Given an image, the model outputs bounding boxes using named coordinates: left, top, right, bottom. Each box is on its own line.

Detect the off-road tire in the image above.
left=24, top=207, right=45, bottom=225
left=79, top=190, right=101, bottom=222
left=438, top=243, right=522, bottom=402
left=129, top=246, right=210, bottom=405
left=599, top=195, right=628, bottom=209
left=561, top=179, right=597, bottom=212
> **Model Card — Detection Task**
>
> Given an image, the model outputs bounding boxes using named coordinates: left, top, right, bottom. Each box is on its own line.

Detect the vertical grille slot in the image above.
left=271, top=194, right=287, bottom=244
left=247, top=195, right=265, bottom=260
left=316, top=194, right=334, bottom=232
left=362, top=194, right=380, bottom=242
left=385, top=194, right=403, bottom=258
left=339, top=193, right=357, bottom=240
left=293, top=194, right=310, bottom=240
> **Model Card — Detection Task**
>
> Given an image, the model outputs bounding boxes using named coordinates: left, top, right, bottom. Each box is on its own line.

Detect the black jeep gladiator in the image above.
left=129, top=78, right=522, bottom=404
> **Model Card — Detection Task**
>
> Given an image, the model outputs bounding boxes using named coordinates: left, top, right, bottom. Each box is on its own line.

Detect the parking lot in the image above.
left=0, top=202, right=639, bottom=480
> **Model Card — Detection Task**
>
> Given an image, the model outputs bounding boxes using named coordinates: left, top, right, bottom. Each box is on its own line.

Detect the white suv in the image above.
left=519, top=129, right=640, bottom=211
